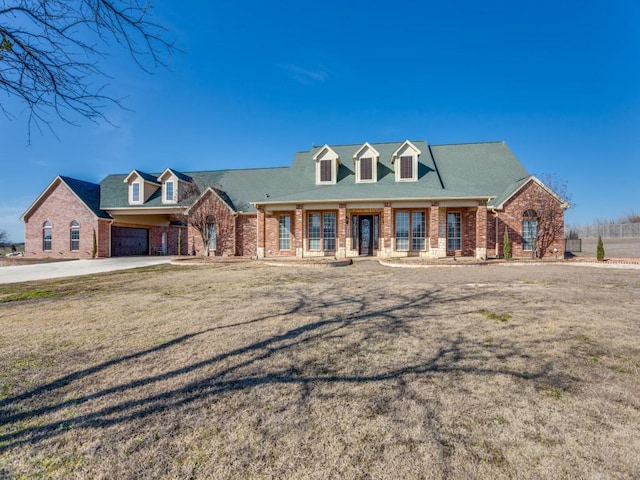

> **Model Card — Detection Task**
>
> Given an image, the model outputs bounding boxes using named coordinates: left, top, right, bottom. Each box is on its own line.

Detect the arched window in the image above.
left=206, top=216, right=216, bottom=255
left=70, top=221, right=80, bottom=251
left=42, top=221, right=52, bottom=251
left=522, top=210, right=538, bottom=252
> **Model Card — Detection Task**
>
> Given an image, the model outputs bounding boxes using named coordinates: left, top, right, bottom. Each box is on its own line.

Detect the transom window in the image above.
left=43, top=221, right=52, bottom=251
left=70, top=220, right=80, bottom=251
left=447, top=212, right=461, bottom=251
left=279, top=215, right=291, bottom=250
left=308, top=212, right=336, bottom=251
left=165, top=181, right=174, bottom=202
left=395, top=211, right=427, bottom=251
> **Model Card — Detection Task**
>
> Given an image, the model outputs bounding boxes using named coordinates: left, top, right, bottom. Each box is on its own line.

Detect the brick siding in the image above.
left=24, top=180, right=100, bottom=258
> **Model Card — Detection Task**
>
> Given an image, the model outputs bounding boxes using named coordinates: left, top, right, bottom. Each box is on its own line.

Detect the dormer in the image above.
left=158, top=168, right=193, bottom=204
left=353, top=142, right=380, bottom=183
left=313, top=145, right=340, bottom=185
left=391, top=140, right=422, bottom=182
left=123, top=170, right=160, bottom=205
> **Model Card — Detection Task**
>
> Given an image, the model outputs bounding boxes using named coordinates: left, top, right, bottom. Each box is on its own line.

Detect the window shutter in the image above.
left=360, top=157, right=372, bottom=180
left=400, top=156, right=413, bottom=179
left=320, top=159, right=332, bottom=182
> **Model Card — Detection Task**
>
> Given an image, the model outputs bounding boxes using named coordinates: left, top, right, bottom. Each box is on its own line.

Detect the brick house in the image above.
left=21, top=140, right=568, bottom=259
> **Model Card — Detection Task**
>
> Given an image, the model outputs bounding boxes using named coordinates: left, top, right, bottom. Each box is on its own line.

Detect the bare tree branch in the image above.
left=0, top=0, right=176, bottom=140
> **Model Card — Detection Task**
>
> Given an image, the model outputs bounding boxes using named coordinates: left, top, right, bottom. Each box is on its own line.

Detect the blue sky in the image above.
left=2, top=0, right=639, bottom=242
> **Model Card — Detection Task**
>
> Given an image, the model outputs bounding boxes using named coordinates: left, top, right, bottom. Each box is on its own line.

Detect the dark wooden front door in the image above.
left=358, top=216, right=374, bottom=256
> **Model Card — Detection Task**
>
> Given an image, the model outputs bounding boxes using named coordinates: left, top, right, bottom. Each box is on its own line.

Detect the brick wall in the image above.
left=236, top=215, right=257, bottom=257
left=149, top=226, right=187, bottom=255
left=489, top=180, right=565, bottom=258
left=24, top=180, right=100, bottom=258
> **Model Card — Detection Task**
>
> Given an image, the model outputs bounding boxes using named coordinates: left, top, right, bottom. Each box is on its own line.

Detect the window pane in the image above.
left=323, top=212, right=336, bottom=251
left=165, top=181, right=174, bottom=201
left=360, top=157, right=372, bottom=180
left=412, top=211, right=426, bottom=250
left=43, top=225, right=52, bottom=251
left=132, top=182, right=140, bottom=202
left=447, top=212, right=461, bottom=250
left=320, top=160, right=332, bottom=182
left=309, top=213, right=321, bottom=250
left=374, top=215, right=379, bottom=249
left=70, top=225, right=80, bottom=251
left=279, top=215, right=291, bottom=250
left=396, top=212, right=409, bottom=250
left=400, top=156, right=413, bottom=179
left=522, top=220, right=538, bottom=251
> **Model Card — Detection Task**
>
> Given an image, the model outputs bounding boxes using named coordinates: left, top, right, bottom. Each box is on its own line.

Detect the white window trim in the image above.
left=163, top=180, right=175, bottom=204
left=392, top=140, right=421, bottom=183
left=130, top=181, right=142, bottom=204
left=313, top=145, right=340, bottom=185
left=353, top=143, right=379, bottom=184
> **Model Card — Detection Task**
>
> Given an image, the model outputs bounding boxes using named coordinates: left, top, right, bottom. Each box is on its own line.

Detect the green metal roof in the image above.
left=99, top=140, right=532, bottom=213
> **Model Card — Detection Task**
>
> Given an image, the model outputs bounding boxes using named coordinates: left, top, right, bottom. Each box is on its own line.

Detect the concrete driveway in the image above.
left=0, top=257, right=172, bottom=284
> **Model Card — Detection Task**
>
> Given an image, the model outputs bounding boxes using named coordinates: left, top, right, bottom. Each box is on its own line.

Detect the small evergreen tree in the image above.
left=503, top=229, right=512, bottom=260
left=177, top=228, right=182, bottom=256
left=596, top=235, right=605, bottom=261
left=92, top=229, right=97, bottom=258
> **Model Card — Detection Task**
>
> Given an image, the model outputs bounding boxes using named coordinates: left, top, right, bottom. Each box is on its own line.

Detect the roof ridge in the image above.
left=431, top=140, right=506, bottom=147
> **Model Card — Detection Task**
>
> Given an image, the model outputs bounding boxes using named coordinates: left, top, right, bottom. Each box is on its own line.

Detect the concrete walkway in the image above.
left=0, top=257, right=172, bottom=284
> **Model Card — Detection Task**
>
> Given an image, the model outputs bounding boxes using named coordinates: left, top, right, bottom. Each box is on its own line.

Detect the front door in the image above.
left=359, top=215, right=374, bottom=256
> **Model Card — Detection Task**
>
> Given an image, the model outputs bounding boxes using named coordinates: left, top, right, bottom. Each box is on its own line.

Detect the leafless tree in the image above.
left=0, top=228, right=8, bottom=245
left=522, top=174, right=572, bottom=258
left=179, top=184, right=236, bottom=257
left=0, top=0, right=175, bottom=137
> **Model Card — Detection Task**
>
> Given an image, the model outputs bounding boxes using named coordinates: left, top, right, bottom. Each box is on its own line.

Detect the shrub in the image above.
left=596, top=235, right=605, bottom=261
left=503, top=229, right=512, bottom=260
left=92, top=229, right=97, bottom=259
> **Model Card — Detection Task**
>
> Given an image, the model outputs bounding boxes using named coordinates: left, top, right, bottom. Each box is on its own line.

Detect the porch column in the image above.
left=382, top=202, right=392, bottom=257
left=475, top=201, right=488, bottom=259
left=295, top=205, right=304, bottom=258
left=257, top=206, right=265, bottom=259
left=429, top=203, right=445, bottom=258
left=337, top=204, right=347, bottom=259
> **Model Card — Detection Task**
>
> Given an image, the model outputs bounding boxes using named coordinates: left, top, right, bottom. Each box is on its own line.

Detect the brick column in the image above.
left=257, top=206, right=265, bottom=259
left=429, top=203, right=445, bottom=258
left=337, top=204, right=347, bottom=259
left=475, top=201, right=487, bottom=259
left=383, top=202, right=392, bottom=257
left=295, top=205, right=304, bottom=257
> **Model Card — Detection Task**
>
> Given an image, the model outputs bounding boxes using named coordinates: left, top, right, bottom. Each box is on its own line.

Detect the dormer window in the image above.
left=131, top=182, right=141, bottom=203
left=313, top=145, right=340, bottom=185
left=165, top=181, right=174, bottom=202
left=159, top=168, right=192, bottom=204
left=124, top=170, right=160, bottom=205
left=353, top=142, right=379, bottom=183
left=392, top=140, right=421, bottom=182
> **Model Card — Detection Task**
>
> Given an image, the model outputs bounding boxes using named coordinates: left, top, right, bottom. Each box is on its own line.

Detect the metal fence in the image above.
left=577, top=223, right=640, bottom=238
left=565, top=238, right=582, bottom=252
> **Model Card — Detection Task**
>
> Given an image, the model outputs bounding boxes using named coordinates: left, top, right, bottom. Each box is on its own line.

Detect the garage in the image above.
left=111, top=227, right=149, bottom=256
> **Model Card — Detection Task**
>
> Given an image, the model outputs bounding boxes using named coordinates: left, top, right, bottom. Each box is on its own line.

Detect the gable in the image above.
left=22, top=176, right=109, bottom=222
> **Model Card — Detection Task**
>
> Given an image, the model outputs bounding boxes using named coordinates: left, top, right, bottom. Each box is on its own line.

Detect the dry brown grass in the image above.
left=0, top=261, right=639, bottom=479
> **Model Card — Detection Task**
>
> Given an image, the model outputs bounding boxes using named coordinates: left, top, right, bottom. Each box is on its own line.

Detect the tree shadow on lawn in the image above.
left=0, top=285, right=575, bottom=452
